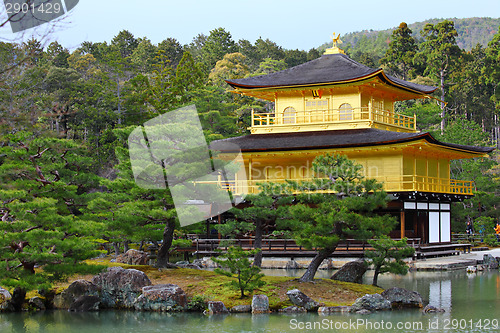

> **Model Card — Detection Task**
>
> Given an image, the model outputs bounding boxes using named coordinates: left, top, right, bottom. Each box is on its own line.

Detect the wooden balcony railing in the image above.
left=251, top=106, right=416, bottom=131
left=194, top=175, right=474, bottom=196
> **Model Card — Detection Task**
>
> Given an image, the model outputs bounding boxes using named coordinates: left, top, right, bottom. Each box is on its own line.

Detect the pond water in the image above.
left=1, top=270, right=500, bottom=333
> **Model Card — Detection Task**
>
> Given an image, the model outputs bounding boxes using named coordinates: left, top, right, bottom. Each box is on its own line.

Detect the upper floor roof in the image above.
left=226, top=53, right=437, bottom=100
left=213, top=128, right=494, bottom=157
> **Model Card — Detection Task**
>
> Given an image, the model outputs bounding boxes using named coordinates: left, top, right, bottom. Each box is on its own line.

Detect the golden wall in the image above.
left=233, top=147, right=458, bottom=195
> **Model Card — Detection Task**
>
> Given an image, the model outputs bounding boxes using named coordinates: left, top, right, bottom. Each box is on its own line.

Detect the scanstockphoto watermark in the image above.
left=247, top=160, right=380, bottom=181
left=289, top=318, right=500, bottom=331
left=128, top=104, right=246, bottom=227
left=290, top=318, right=425, bottom=331
left=127, top=104, right=381, bottom=227
left=2, top=0, right=79, bottom=32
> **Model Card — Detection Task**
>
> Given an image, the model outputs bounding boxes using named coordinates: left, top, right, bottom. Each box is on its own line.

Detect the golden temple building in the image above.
left=216, top=37, right=494, bottom=245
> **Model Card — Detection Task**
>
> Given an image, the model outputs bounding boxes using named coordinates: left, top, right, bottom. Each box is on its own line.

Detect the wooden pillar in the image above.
left=234, top=173, right=238, bottom=194
left=368, top=99, right=372, bottom=120
left=400, top=210, right=405, bottom=239
left=218, top=213, right=221, bottom=240
left=248, top=158, right=252, bottom=194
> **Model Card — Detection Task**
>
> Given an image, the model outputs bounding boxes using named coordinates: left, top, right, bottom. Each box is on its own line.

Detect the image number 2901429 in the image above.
left=3, top=0, right=79, bottom=33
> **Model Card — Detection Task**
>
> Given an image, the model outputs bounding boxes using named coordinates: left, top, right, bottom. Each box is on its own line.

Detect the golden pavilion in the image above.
left=215, top=37, right=493, bottom=244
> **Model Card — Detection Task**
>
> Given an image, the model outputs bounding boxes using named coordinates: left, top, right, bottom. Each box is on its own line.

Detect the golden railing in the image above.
left=251, top=106, right=416, bottom=130
left=194, top=175, right=474, bottom=196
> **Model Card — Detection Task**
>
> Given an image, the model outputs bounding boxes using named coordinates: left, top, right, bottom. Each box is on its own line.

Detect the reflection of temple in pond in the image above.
left=429, top=279, right=452, bottom=310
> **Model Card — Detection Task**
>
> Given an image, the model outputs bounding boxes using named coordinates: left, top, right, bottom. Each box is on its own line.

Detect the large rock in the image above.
left=69, top=296, right=100, bottom=312
left=116, top=249, right=149, bottom=265
left=381, top=287, right=423, bottom=308
left=285, top=259, right=301, bottom=270
left=204, top=301, right=229, bottom=315
left=9, top=287, right=26, bottom=312
left=318, top=306, right=351, bottom=314
left=53, top=280, right=100, bottom=309
left=175, top=262, right=202, bottom=270
left=286, top=289, right=319, bottom=311
left=134, top=284, right=187, bottom=312
left=279, top=306, right=307, bottom=313
left=230, top=304, right=252, bottom=313
left=350, top=293, right=391, bottom=312
left=483, top=254, right=499, bottom=269
left=192, top=259, right=207, bottom=268
left=92, top=267, right=152, bottom=308
left=330, top=260, right=367, bottom=284
left=0, top=287, right=12, bottom=311
left=251, top=294, right=270, bottom=314
left=28, top=297, right=45, bottom=311
left=423, top=304, right=445, bottom=313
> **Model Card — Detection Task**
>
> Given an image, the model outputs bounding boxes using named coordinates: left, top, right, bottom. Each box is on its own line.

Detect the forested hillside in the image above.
left=320, top=17, right=500, bottom=64
left=0, top=17, right=499, bottom=292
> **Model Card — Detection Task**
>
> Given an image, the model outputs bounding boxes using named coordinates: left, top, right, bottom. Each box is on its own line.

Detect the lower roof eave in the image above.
left=387, top=191, right=472, bottom=203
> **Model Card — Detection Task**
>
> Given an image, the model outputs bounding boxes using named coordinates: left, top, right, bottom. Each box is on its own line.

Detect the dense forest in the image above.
left=0, top=18, right=499, bottom=291
left=321, top=17, right=500, bottom=63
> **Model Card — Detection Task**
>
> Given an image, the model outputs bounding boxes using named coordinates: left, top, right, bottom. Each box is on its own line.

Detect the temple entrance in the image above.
left=417, top=211, right=428, bottom=243
left=402, top=201, right=451, bottom=244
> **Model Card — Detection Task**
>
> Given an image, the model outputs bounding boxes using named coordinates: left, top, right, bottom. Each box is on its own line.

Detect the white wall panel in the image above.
left=429, top=211, right=440, bottom=243
left=441, top=212, right=451, bottom=242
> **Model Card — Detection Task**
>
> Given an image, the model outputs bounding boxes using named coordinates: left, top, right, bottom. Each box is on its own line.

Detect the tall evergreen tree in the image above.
left=200, top=28, right=238, bottom=72
left=110, top=30, right=139, bottom=59
left=484, top=26, right=500, bottom=147
left=171, top=51, right=206, bottom=105
left=380, top=22, right=418, bottom=80
left=418, top=20, right=461, bottom=134
left=449, top=45, right=495, bottom=130
left=440, top=116, right=499, bottom=231
left=157, top=38, right=184, bottom=70
left=130, top=38, right=157, bottom=73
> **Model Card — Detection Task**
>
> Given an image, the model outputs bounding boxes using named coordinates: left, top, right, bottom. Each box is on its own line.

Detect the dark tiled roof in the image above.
left=211, top=129, right=494, bottom=154
left=226, top=54, right=436, bottom=94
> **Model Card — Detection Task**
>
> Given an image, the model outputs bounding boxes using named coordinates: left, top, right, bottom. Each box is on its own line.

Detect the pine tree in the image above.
left=277, top=154, right=395, bottom=282
left=212, top=246, right=265, bottom=298
left=365, top=236, right=415, bottom=286
left=380, top=22, right=418, bottom=80
left=0, top=133, right=103, bottom=294
left=418, top=20, right=461, bottom=134
left=216, top=190, right=292, bottom=267
left=84, top=126, right=178, bottom=266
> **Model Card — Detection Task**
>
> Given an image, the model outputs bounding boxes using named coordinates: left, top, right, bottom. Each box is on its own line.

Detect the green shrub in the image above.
left=474, top=217, right=496, bottom=238
left=484, top=234, right=498, bottom=247
left=172, top=239, right=193, bottom=248
left=186, top=295, right=208, bottom=312
left=365, top=236, right=415, bottom=286
left=212, top=246, right=265, bottom=298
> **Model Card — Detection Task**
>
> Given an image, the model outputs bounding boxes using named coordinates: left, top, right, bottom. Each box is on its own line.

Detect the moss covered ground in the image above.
left=54, top=257, right=382, bottom=310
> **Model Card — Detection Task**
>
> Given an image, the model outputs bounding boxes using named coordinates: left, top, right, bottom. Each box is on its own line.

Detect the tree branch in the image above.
left=22, top=225, right=42, bottom=233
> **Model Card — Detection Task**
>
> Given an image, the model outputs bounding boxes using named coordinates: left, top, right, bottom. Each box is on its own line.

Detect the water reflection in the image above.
left=1, top=270, right=500, bottom=333
left=429, top=280, right=452, bottom=311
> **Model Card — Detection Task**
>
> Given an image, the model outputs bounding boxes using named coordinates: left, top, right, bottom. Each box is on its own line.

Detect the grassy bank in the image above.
left=55, top=258, right=383, bottom=310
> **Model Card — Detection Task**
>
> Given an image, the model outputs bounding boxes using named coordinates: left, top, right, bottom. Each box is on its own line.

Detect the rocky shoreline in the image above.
left=2, top=249, right=498, bottom=315
left=0, top=266, right=443, bottom=315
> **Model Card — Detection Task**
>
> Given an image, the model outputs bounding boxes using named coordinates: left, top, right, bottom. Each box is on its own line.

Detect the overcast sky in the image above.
left=1, top=0, right=499, bottom=50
